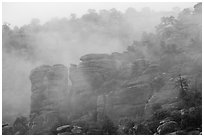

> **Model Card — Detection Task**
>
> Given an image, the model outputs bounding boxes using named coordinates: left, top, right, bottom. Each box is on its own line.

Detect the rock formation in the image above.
left=28, top=64, right=69, bottom=134
left=68, top=53, right=157, bottom=122
left=25, top=50, right=201, bottom=135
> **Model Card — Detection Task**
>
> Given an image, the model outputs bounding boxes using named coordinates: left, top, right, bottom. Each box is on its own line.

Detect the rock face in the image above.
left=26, top=51, right=201, bottom=135
left=20, top=53, right=156, bottom=129
left=69, top=54, right=119, bottom=121
left=69, top=53, right=156, bottom=122
left=28, top=64, right=69, bottom=134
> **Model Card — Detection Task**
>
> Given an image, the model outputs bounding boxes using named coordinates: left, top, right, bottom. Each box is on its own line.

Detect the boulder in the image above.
left=168, top=130, right=187, bottom=135
left=56, top=125, right=72, bottom=133
left=157, top=121, right=178, bottom=135
left=71, top=126, right=83, bottom=134
left=187, top=130, right=201, bottom=135
left=13, top=116, right=29, bottom=135
left=80, top=54, right=111, bottom=61
left=2, top=125, right=13, bottom=135
left=159, top=117, right=173, bottom=125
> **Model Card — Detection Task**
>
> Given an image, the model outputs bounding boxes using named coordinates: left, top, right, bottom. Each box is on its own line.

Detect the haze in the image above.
left=3, top=2, right=195, bottom=27
left=2, top=2, right=200, bottom=125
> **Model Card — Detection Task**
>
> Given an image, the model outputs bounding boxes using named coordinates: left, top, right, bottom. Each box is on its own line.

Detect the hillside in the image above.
left=2, top=3, right=202, bottom=135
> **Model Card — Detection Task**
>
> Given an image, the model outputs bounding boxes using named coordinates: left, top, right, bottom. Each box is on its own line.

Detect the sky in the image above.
left=2, top=2, right=196, bottom=27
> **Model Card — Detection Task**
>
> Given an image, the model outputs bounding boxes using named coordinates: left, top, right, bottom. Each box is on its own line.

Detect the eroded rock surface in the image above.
left=28, top=64, right=69, bottom=134
left=69, top=53, right=158, bottom=122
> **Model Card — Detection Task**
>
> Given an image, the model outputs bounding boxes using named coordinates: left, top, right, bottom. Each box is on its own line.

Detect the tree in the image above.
left=193, top=2, right=202, bottom=14
left=156, top=16, right=177, bottom=40
left=175, top=75, right=188, bottom=98
left=175, top=75, right=202, bottom=107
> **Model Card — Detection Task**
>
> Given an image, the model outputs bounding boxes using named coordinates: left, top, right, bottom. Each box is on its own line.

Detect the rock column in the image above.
left=29, top=64, right=68, bottom=134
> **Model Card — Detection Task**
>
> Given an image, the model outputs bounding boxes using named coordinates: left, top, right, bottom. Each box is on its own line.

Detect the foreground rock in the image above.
left=56, top=125, right=72, bottom=133
left=2, top=123, right=13, bottom=135
left=13, top=116, right=29, bottom=135
left=55, top=125, right=83, bottom=135
left=157, top=121, right=178, bottom=135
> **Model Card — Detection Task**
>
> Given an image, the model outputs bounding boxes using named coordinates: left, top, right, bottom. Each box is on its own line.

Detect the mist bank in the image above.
left=2, top=3, right=201, bottom=125
left=3, top=7, right=182, bottom=63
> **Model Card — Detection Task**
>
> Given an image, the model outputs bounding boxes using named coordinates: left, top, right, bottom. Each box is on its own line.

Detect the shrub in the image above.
left=152, top=103, right=162, bottom=111
left=152, top=109, right=171, bottom=121
left=101, top=115, right=117, bottom=135
left=118, top=117, right=135, bottom=134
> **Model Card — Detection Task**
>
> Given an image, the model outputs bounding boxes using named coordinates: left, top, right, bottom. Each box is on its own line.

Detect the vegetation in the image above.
left=101, top=115, right=118, bottom=135
left=2, top=2, right=202, bottom=135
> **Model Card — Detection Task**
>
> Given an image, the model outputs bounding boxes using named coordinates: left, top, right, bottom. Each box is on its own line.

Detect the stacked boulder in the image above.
left=28, top=64, right=69, bottom=134
left=69, top=53, right=155, bottom=122
left=69, top=54, right=119, bottom=121
left=26, top=53, right=176, bottom=134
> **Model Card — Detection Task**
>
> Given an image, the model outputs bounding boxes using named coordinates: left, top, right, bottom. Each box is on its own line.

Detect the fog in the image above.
left=2, top=3, right=199, bottom=124
left=3, top=2, right=195, bottom=27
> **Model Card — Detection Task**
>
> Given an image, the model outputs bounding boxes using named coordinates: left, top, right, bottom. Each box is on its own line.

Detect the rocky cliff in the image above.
left=4, top=48, right=201, bottom=135
left=68, top=52, right=164, bottom=123
left=26, top=51, right=163, bottom=134
left=28, top=64, right=69, bottom=134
